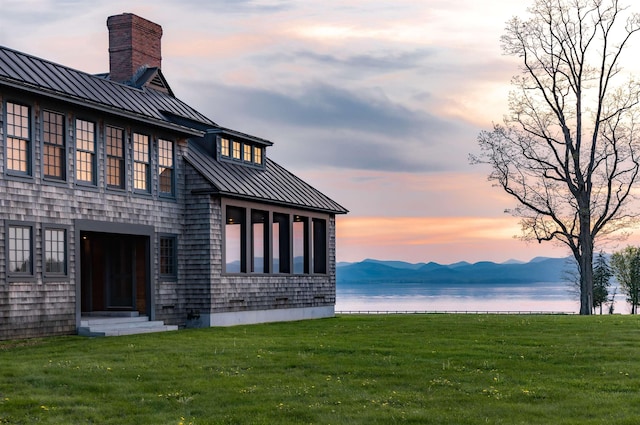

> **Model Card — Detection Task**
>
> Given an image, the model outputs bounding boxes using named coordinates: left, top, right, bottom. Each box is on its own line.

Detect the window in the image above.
left=219, top=136, right=265, bottom=167
left=43, top=110, right=65, bottom=180
left=253, top=146, right=263, bottom=165
left=293, top=215, right=309, bottom=274
left=273, top=213, right=290, bottom=273
left=5, top=102, right=31, bottom=174
left=75, top=119, right=96, bottom=184
left=158, top=139, right=174, bottom=196
left=220, top=137, right=230, bottom=157
left=106, top=126, right=125, bottom=189
left=7, top=224, right=33, bottom=276
left=225, top=206, right=246, bottom=273
left=251, top=210, right=268, bottom=273
left=232, top=141, right=241, bottom=160
left=133, top=133, right=150, bottom=192
left=44, top=227, right=67, bottom=276
left=160, top=236, right=177, bottom=277
left=243, top=144, right=252, bottom=162
left=312, top=218, right=327, bottom=274
left=223, top=204, right=329, bottom=275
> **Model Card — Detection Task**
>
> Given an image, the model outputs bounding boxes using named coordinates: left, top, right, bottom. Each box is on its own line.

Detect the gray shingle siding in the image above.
left=183, top=164, right=337, bottom=325
left=1, top=40, right=345, bottom=340
left=0, top=92, right=189, bottom=338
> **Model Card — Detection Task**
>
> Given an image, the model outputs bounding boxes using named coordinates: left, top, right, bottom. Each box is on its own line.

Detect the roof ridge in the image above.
left=0, top=44, right=138, bottom=92
left=0, top=44, right=216, bottom=132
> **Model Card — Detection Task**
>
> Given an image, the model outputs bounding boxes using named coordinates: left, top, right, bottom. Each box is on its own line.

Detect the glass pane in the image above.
left=272, top=222, right=280, bottom=272
left=225, top=206, right=245, bottom=273
left=226, top=223, right=242, bottom=272
left=293, top=219, right=305, bottom=274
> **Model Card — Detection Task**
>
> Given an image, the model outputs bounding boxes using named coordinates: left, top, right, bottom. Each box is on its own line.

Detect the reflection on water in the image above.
left=336, top=282, right=629, bottom=314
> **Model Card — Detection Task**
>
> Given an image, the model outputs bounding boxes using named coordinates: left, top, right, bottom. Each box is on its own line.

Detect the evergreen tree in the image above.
left=592, top=252, right=612, bottom=315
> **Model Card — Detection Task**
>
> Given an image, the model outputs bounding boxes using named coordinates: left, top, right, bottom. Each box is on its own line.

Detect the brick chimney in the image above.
left=107, top=13, right=162, bottom=83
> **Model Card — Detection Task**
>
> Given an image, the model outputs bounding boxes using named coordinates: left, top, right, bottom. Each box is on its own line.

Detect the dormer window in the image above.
left=253, top=146, right=262, bottom=165
left=221, top=138, right=230, bottom=156
left=232, top=140, right=241, bottom=160
left=219, top=136, right=265, bottom=167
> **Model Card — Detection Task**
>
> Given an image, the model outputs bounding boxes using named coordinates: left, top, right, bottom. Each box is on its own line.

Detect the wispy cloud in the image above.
left=0, top=0, right=585, bottom=262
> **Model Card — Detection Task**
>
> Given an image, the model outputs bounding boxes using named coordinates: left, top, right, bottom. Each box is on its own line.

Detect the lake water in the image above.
left=336, top=282, right=628, bottom=314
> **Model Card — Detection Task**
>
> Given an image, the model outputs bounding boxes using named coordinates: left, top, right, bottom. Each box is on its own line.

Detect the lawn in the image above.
left=1, top=314, right=640, bottom=424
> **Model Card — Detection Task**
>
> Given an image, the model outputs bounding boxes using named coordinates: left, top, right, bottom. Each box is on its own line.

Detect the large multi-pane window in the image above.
left=7, top=224, right=33, bottom=276
left=5, top=102, right=31, bottom=174
left=243, top=144, right=252, bottom=162
left=44, top=228, right=67, bottom=275
left=43, top=110, right=65, bottom=180
left=75, top=119, right=96, bottom=184
left=224, top=204, right=327, bottom=275
left=160, top=236, right=177, bottom=277
left=158, top=139, right=174, bottom=196
left=106, top=126, right=125, bottom=189
left=133, top=133, right=150, bottom=192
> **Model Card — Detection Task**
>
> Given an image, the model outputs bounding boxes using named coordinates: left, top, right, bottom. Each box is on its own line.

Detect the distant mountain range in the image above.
left=337, top=257, right=572, bottom=285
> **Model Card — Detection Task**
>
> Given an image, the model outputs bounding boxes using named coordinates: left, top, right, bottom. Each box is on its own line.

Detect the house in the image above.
left=0, top=13, right=347, bottom=340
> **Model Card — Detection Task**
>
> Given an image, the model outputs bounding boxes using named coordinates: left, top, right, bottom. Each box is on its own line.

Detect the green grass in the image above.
left=2, top=314, right=640, bottom=424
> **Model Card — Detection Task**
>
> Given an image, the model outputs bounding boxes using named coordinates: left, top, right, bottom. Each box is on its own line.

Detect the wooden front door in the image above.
left=105, top=238, right=135, bottom=309
left=80, top=232, right=148, bottom=314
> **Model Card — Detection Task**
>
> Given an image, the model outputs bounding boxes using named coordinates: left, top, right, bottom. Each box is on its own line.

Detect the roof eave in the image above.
left=0, top=77, right=205, bottom=137
left=207, top=127, right=273, bottom=147
left=190, top=188, right=348, bottom=215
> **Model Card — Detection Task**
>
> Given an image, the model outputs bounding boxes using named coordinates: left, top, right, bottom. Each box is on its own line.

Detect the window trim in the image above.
left=42, top=224, right=69, bottom=280
left=224, top=205, right=247, bottom=273
left=220, top=137, right=230, bottom=158
left=251, top=209, right=269, bottom=273
left=222, top=200, right=330, bottom=276
left=253, top=145, right=263, bottom=166
left=4, top=100, right=33, bottom=177
left=74, top=117, right=97, bottom=186
left=218, top=136, right=266, bottom=169
left=158, top=138, right=175, bottom=198
left=159, top=234, right=178, bottom=279
left=5, top=221, right=36, bottom=281
left=42, top=109, right=67, bottom=182
left=105, top=125, right=126, bottom=191
left=312, top=218, right=328, bottom=274
left=231, top=140, right=241, bottom=160
left=133, top=132, right=151, bottom=194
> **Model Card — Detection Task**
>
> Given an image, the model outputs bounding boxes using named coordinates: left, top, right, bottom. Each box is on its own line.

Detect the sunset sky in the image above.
left=2, top=0, right=639, bottom=264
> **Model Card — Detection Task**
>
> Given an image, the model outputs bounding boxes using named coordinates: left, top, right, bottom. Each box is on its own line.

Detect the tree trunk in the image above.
left=578, top=212, right=594, bottom=315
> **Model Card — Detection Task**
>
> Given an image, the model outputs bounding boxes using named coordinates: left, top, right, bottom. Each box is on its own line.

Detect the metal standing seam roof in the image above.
left=0, top=45, right=215, bottom=135
left=184, top=144, right=348, bottom=215
left=0, top=44, right=348, bottom=215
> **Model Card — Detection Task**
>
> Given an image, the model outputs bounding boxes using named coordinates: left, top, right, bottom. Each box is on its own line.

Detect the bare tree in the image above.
left=472, top=0, right=640, bottom=314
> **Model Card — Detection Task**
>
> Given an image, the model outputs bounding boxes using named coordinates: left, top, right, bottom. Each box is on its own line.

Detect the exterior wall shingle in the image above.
left=0, top=93, right=188, bottom=339
left=0, top=36, right=343, bottom=339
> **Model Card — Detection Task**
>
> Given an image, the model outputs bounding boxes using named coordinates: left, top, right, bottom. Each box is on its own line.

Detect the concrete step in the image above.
left=80, top=316, right=151, bottom=327
left=78, top=315, right=178, bottom=337
left=79, top=325, right=179, bottom=337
